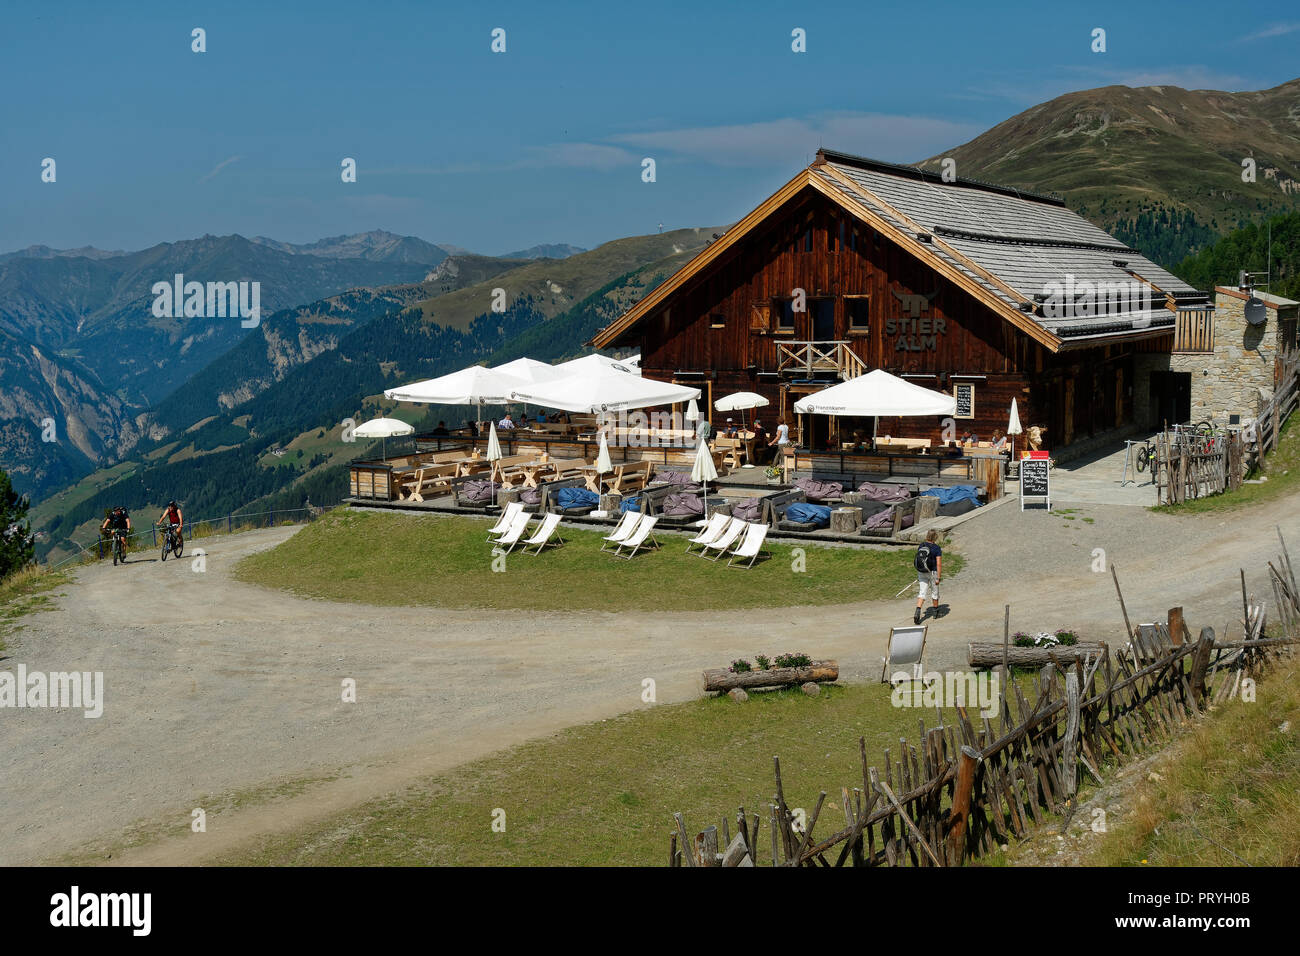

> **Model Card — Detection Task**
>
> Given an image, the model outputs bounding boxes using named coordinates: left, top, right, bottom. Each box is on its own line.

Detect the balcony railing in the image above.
left=776, top=340, right=867, bottom=380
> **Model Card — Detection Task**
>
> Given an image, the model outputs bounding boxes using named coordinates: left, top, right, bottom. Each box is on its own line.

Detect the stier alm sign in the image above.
left=887, top=289, right=945, bottom=351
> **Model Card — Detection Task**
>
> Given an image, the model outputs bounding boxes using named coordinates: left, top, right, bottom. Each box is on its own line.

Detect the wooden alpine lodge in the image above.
left=591, top=148, right=1214, bottom=455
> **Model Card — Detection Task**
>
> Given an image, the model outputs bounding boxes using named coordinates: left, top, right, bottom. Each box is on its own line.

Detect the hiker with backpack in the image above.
left=913, top=530, right=943, bottom=624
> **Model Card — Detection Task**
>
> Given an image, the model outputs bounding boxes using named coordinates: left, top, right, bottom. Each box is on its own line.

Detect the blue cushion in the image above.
left=921, top=484, right=981, bottom=507
left=557, top=487, right=599, bottom=509
left=785, top=502, right=832, bottom=525
left=619, top=496, right=641, bottom=513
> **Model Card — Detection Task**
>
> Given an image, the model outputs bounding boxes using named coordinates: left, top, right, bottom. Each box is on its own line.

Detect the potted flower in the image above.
left=764, top=465, right=782, bottom=485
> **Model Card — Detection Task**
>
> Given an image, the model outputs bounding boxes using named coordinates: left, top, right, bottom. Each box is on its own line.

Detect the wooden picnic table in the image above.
left=502, top=457, right=589, bottom=489
left=454, top=455, right=490, bottom=477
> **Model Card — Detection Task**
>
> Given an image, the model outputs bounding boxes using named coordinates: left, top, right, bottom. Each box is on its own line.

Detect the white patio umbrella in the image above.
left=1007, top=398, right=1023, bottom=460
left=594, top=430, right=613, bottom=510
left=507, top=369, right=700, bottom=414
left=713, top=391, right=769, bottom=413
left=714, top=391, right=770, bottom=465
left=595, top=430, right=613, bottom=474
left=622, top=353, right=642, bottom=371
left=685, top=398, right=700, bottom=421
left=491, top=357, right=563, bottom=383
left=384, top=364, right=525, bottom=430
left=794, top=369, right=956, bottom=448
left=691, top=433, right=719, bottom=520
left=486, top=422, right=503, bottom=508
left=352, top=416, right=413, bottom=460
left=550, top=353, right=637, bottom=378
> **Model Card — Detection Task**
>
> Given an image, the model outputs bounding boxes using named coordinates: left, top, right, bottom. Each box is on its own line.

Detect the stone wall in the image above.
left=1173, top=290, right=1280, bottom=425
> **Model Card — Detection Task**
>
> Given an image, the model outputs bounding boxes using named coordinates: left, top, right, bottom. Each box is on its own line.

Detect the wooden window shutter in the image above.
left=750, top=300, right=771, bottom=331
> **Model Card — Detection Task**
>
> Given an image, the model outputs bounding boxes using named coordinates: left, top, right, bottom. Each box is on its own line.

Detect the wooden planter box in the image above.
left=703, top=660, right=838, bottom=692
left=968, top=642, right=1108, bottom=668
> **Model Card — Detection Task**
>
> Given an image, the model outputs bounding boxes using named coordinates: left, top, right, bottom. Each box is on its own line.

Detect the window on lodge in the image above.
left=845, top=296, right=870, bottom=332
left=773, top=298, right=797, bottom=332
left=709, top=312, right=726, bottom=328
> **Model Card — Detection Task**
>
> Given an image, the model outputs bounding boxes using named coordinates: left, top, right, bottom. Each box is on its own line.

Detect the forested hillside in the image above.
left=1172, top=211, right=1300, bottom=300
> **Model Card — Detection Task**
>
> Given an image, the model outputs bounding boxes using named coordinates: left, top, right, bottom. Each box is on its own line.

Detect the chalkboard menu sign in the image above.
left=953, top=382, right=975, bottom=419
left=1019, top=458, right=1050, bottom=510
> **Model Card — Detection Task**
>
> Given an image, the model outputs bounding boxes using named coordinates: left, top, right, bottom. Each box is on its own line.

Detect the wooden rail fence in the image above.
left=669, top=539, right=1300, bottom=867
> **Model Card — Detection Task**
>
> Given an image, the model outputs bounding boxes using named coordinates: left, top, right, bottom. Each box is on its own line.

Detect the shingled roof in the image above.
left=592, top=149, right=1210, bottom=352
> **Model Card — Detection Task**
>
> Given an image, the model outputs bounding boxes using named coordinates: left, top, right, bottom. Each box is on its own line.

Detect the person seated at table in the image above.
left=991, top=429, right=1007, bottom=451
left=723, top=418, right=739, bottom=437
left=464, top=420, right=479, bottom=437
left=750, top=419, right=768, bottom=454
left=431, top=420, right=450, bottom=437
left=519, top=414, right=530, bottom=429
left=498, top=413, right=515, bottom=430
left=535, top=411, right=548, bottom=424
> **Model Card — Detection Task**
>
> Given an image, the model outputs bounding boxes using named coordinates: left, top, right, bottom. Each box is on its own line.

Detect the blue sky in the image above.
left=3, top=0, right=1297, bottom=255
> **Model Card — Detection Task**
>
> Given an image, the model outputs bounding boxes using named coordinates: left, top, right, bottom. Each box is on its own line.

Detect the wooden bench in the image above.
left=760, top=489, right=808, bottom=529
left=714, top=436, right=746, bottom=469
left=397, top=462, right=459, bottom=502
left=606, top=460, right=653, bottom=493
left=538, top=476, right=595, bottom=515
left=488, top=454, right=536, bottom=485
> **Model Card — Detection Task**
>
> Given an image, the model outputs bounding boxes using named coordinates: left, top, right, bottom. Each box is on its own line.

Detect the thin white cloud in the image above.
left=609, top=112, right=984, bottom=167
left=1092, top=66, right=1249, bottom=91
left=199, top=155, right=243, bottom=183
left=964, top=66, right=1252, bottom=106
left=1237, top=21, right=1300, bottom=42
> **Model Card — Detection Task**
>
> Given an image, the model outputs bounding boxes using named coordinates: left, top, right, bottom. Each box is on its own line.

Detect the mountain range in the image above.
left=919, top=78, right=1300, bottom=263
left=10, top=76, right=1300, bottom=560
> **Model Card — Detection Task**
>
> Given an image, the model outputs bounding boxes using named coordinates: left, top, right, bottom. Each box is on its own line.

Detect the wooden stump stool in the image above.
left=830, top=506, right=863, bottom=533
left=497, top=487, right=522, bottom=507
left=599, top=492, right=623, bottom=514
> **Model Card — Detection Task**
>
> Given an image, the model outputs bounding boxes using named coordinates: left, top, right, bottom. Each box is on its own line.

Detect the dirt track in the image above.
left=2, top=497, right=1294, bottom=866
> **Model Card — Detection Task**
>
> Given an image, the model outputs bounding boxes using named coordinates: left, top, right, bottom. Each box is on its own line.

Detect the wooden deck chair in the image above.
left=701, top=517, right=746, bottom=561
left=880, top=625, right=928, bottom=684
left=727, top=522, right=770, bottom=568
left=600, top=510, right=642, bottom=552
left=521, top=512, right=565, bottom=555
left=489, top=510, right=532, bottom=556
left=612, top=514, right=660, bottom=559
left=486, top=501, right=525, bottom=541
left=684, top=512, right=730, bottom=555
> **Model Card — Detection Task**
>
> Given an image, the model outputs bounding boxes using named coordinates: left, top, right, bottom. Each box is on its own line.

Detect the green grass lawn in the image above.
left=224, top=682, right=985, bottom=866
left=1152, top=415, right=1300, bottom=515
left=234, top=509, right=960, bottom=612
left=1083, top=653, right=1300, bottom=867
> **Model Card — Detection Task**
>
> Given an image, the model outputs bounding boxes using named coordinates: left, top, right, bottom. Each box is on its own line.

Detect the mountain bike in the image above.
left=159, top=523, right=183, bottom=561
left=1135, top=437, right=1157, bottom=474
left=111, top=531, right=128, bottom=566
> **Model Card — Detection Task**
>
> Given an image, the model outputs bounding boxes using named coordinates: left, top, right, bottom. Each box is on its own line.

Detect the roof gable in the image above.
left=592, top=150, right=1207, bottom=351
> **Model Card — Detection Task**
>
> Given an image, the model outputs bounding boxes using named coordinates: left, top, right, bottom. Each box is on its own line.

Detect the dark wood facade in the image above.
left=601, top=185, right=1152, bottom=451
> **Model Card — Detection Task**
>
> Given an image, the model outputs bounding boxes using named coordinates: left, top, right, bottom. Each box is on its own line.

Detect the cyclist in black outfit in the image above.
left=101, top=507, right=132, bottom=557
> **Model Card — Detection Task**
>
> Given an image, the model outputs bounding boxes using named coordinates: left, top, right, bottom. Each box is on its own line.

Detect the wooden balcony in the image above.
left=1173, top=309, right=1214, bottom=353
left=776, top=340, right=867, bottom=381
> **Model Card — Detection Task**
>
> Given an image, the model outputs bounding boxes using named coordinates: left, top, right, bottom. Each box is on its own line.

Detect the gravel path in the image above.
left=1, top=497, right=1294, bottom=866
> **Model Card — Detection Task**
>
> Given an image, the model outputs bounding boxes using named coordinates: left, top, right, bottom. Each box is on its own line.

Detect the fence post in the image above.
left=1190, top=627, right=1216, bottom=711
left=947, top=746, right=982, bottom=866
left=227, top=515, right=232, bottom=534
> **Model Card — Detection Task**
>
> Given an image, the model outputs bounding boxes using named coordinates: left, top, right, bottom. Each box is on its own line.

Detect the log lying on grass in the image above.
left=967, top=642, right=1107, bottom=668
left=703, top=661, right=838, bottom=693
